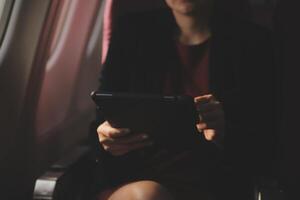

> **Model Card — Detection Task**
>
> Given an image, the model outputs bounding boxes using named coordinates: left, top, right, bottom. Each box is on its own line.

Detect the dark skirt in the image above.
left=91, top=141, right=223, bottom=200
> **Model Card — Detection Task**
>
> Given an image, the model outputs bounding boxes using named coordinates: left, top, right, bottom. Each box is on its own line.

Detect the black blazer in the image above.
left=94, top=8, right=278, bottom=176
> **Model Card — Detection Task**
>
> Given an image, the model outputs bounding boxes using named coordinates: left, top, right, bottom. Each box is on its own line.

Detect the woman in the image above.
left=91, top=0, right=276, bottom=199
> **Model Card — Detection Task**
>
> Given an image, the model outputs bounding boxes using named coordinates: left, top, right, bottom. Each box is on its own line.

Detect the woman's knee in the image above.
left=108, top=180, right=174, bottom=200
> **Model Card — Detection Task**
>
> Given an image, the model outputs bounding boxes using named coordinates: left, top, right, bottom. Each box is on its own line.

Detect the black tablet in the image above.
left=91, top=92, right=204, bottom=148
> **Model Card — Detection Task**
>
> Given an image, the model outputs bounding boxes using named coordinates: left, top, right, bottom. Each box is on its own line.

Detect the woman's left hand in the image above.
left=194, top=94, right=225, bottom=146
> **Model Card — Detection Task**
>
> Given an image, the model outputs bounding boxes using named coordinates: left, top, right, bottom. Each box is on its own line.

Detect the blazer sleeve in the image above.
left=89, top=15, right=140, bottom=163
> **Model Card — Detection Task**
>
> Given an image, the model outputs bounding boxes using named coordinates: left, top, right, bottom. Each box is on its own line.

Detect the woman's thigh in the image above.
left=96, top=180, right=173, bottom=200
left=95, top=147, right=219, bottom=200
left=95, top=180, right=215, bottom=200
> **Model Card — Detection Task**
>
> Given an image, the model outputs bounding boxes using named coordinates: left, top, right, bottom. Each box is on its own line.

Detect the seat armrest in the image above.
left=254, top=177, right=286, bottom=200
left=33, top=145, right=96, bottom=200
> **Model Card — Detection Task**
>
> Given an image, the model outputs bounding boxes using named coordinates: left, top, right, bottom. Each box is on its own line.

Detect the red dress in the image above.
left=164, top=39, right=210, bottom=97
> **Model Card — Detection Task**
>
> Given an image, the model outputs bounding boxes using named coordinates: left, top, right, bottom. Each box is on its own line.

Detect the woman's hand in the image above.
left=194, top=94, right=225, bottom=146
left=97, top=121, right=153, bottom=156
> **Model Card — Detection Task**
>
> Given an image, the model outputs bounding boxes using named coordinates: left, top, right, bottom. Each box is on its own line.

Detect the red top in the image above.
left=164, top=39, right=210, bottom=97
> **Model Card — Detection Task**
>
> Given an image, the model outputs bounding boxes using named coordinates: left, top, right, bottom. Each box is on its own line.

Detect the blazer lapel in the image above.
left=209, top=17, right=241, bottom=101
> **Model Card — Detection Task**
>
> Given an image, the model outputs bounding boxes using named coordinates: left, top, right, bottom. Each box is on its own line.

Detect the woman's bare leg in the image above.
left=97, top=180, right=174, bottom=200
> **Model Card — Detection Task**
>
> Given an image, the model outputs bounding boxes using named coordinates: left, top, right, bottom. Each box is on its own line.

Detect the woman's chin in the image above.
left=175, top=4, right=198, bottom=15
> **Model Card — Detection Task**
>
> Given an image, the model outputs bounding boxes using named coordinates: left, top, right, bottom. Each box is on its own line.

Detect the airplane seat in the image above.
left=272, top=0, right=300, bottom=199
left=0, top=1, right=63, bottom=199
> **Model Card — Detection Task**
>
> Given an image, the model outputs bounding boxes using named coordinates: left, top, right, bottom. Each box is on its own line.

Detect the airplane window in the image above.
left=0, top=0, right=14, bottom=46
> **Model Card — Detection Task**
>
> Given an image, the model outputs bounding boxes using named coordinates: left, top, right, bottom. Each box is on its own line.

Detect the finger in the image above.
left=197, top=126, right=224, bottom=142
left=194, top=94, right=214, bottom=103
left=99, top=133, right=115, bottom=145
left=204, top=129, right=224, bottom=145
left=106, top=127, right=130, bottom=138
left=203, top=129, right=217, bottom=141
left=196, top=122, right=207, bottom=131
left=97, top=121, right=130, bottom=138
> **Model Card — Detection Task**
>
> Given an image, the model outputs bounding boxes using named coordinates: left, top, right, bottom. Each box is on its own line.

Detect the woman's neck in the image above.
left=172, top=6, right=212, bottom=45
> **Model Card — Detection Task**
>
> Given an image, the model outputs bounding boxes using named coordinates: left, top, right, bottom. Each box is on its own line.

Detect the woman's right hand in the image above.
left=97, top=121, right=153, bottom=156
